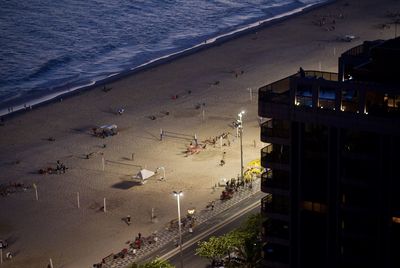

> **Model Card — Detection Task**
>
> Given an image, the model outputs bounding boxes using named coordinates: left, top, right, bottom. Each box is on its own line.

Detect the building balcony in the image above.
left=261, top=169, right=290, bottom=194
left=260, top=119, right=290, bottom=144
left=260, top=69, right=400, bottom=125
left=261, top=144, right=290, bottom=168
left=263, top=218, right=290, bottom=241
left=261, top=194, right=290, bottom=218
left=259, top=75, right=292, bottom=118
left=259, top=76, right=292, bottom=104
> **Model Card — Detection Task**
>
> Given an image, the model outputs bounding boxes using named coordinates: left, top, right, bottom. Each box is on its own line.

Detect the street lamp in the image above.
left=173, top=190, right=184, bottom=268
left=238, top=111, right=245, bottom=181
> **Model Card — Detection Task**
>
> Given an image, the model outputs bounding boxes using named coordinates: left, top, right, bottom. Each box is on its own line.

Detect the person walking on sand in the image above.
left=56, top=160, right=61, bottom=174
left=126, top=215, right=131, bottom=225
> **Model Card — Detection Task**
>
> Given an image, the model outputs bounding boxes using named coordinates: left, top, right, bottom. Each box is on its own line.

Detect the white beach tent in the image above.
left=132, top=169, right=155, bottom=184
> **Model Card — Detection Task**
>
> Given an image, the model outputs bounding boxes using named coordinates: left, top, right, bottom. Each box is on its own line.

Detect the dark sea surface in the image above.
left=0, top=0, right=327, bottom=113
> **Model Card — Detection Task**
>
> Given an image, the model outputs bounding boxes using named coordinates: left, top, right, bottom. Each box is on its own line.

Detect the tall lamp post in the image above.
left=173, top=190, right=184, bottom=268
left=238, top=111, right=245, bottom=180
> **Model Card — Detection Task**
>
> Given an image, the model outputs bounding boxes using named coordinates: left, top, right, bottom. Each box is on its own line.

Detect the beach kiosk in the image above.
left=132, top=169, right=155, bottom=184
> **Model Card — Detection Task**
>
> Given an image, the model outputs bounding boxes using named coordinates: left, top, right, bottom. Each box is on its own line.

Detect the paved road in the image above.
left=169, top=201, right=261, bottom=268
left=139, top=191, right=265, bottom=267
left=104, top=180, right=264, bottom=268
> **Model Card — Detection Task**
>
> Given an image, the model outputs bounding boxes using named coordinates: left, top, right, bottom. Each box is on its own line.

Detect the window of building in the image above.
left=392, top=217, right=400, bottom=224
left=296, top=84, right=313, bottom=107
left=341, top=88, right=358, bottom=112
left=302, top=201, right=327, bottom=213
left=318, top=86, right=336, bottom=110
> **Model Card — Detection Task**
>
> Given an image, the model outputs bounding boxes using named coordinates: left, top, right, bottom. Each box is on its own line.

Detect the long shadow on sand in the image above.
left=112, top=180, right=142, bottom=189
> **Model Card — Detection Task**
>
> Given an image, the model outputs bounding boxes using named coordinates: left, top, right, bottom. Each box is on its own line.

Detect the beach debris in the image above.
left=86, top=151, right=103, bottom=159
left=0, top=182, right=31, bottom=197
left=184, top=143, right=206, bottom=156
left=195, top=102, right=206, bottom=110
left=38, top=160, right=67, bottom=174
left=92, top=124, right=118, bottom=138
left=148, top=111, right=169, bottom=120
left=102, top=85, right=112, bottom=92
left=202, top=132, right=230, bottom=146
left=206, top=201, right=215, bottom=210
left=378, top=23, right=391, bottom=29
left=338, top=34, right=357, bottom=42
left=0, top=239, right=8, bottom=249
left=38, top=167, right=56, bottom=174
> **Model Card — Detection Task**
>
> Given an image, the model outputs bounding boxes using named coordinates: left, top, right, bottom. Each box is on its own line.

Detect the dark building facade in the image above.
left=258, top=38, right=400, bottom=268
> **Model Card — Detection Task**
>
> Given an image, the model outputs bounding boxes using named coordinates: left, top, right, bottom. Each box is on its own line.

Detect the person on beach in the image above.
left=56, top=160, right=61, bottom=174
left=299, top=67, right=305, bottom=78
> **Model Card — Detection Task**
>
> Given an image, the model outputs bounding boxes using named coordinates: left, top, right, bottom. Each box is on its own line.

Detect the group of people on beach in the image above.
left=0, top=239, right=13, bottom=260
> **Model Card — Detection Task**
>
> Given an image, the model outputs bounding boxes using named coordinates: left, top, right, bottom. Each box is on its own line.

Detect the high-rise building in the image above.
left=258, top=37, right=400, bottom=268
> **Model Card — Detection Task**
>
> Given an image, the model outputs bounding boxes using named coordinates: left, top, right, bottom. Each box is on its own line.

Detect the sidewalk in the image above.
left=100, top=179, right=261, bottom=268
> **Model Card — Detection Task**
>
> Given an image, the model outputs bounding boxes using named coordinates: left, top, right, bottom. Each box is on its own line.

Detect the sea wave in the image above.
left=0, top=0, right=329, bottom=116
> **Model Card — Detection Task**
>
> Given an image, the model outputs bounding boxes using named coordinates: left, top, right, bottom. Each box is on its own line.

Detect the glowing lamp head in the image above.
left=173, top=191, right=183, bottom=197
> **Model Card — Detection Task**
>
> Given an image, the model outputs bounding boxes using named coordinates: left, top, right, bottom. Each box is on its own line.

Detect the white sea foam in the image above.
left=0, top=81, right=96, bottom=117
left=0, top=0, right=330, bottom=117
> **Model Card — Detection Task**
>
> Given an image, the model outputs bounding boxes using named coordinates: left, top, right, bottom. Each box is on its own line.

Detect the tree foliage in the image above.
left=196, top=213, right=264, bottom=267
left=196, top=235, right=232, bottom=263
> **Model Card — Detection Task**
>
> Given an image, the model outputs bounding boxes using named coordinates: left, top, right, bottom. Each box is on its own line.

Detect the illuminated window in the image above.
left=392, top=217, right=400, bottom=224
left=303, top=201, right=312, bottom=210
left=302, top=201, right=327, bottom=213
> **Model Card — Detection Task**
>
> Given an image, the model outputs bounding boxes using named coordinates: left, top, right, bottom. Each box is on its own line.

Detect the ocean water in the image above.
left=0, top=0, right=327, bottom=113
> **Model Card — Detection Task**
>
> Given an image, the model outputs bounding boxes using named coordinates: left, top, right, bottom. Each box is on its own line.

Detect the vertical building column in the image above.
left=338, top=57, right=345, bottom=82
left=313, top=83, right=319, bottom=109
left=335, top=87, right=342, bottom=112
left=358, top=88, right=366, bottom=113
left=290, top=78, right=297, bottom=109
left=291, top=121, right=301, bottom=268
left=327, top=126, right=339, bottom=268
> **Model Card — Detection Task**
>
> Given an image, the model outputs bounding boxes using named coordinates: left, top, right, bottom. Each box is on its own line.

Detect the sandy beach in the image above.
left=0, top=0, right=399, bottom=267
